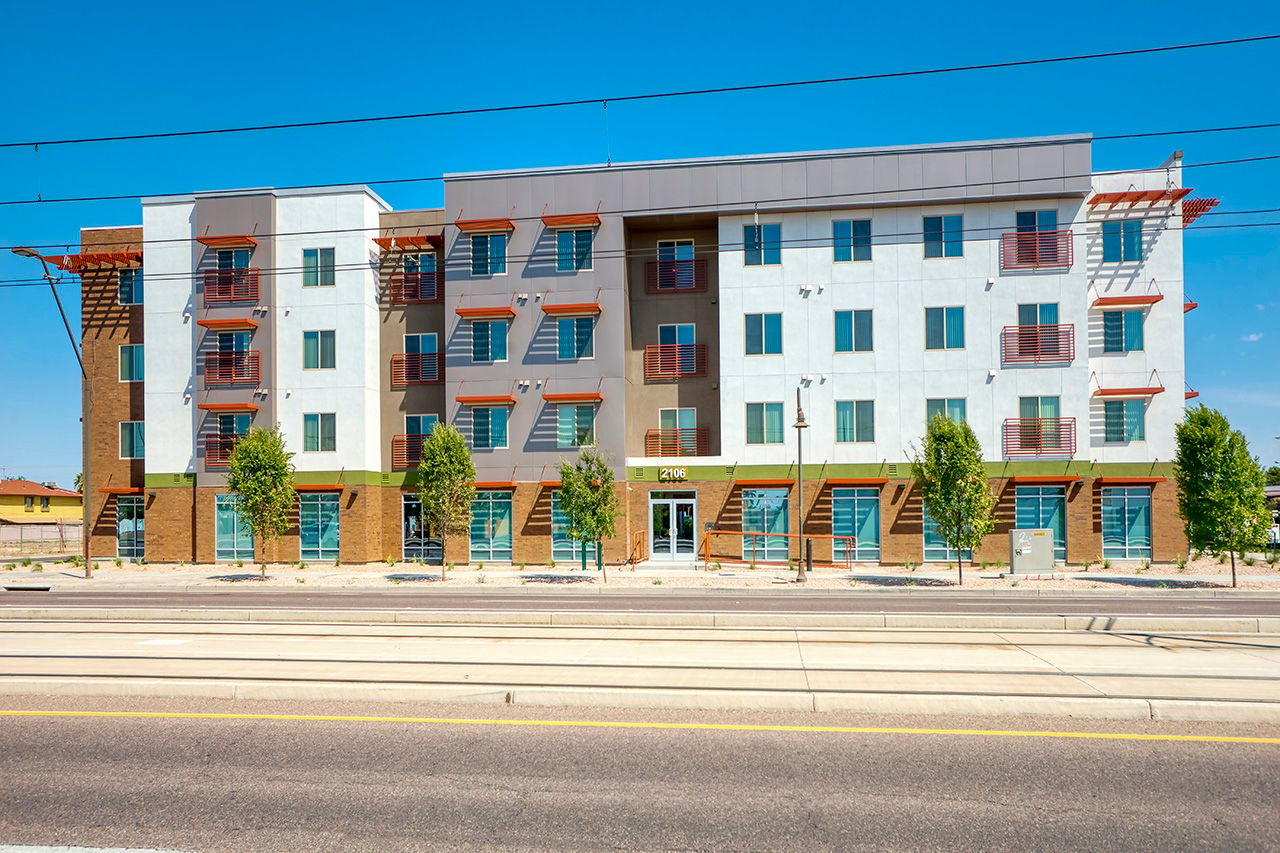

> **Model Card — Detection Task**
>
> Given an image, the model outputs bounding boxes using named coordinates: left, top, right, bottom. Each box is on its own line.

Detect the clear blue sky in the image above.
left=1, top=0, right=1276, bottom=487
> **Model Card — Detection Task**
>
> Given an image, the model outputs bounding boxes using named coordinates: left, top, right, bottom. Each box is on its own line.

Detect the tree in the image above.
left=415, top=424, right=476, bottom=581
left=1175, top=406, right=1269, bottom=588
left=73, top=472, right=83, bottom=493
left=556, top=448, right=621, bottom=581
left=226, top=426, right=296, bottom=579
left=910, top=414, right=996, bottom=584
left=1265, top=465, right=1280, bottom=487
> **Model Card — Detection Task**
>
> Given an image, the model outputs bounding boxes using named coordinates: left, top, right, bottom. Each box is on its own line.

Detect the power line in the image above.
left=3, top=121, right=1280, bottom=210
left=2, top=35, right=1277, bottom=150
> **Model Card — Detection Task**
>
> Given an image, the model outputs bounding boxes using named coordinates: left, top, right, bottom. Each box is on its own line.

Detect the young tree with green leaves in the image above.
left=557, top=448, right=621, bottom=581
left=226, top=426, right=296, bottom=579
left=1265, top=465, right=1280, bottom=487
left=910, top=414, right=997, bottom=584
left=415, top=424, right=476, bottom=581
left=1175, top=406, right=1269, bottom=588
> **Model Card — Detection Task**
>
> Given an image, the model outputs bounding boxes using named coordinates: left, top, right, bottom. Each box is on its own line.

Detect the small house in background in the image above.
left=0, top=479, right=83, bottom=551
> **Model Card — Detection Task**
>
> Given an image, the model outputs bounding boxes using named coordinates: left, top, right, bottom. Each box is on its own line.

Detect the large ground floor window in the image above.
left=1014, top=486, right=1066, bottom=562
left=116, top=495, right=144, bottom=559
left=923, top=507, right=973, bottom=563
left=214, top=494, right=254, bottom=562
left=402, top=495, right=442, bottom=564
left=1101, top=486, right=1152, bottom=559
left=552, top=490, right=597, bottom=564
left=299, top=493, right=340, bottom=561
left=742, top=488, right=789, bottom=563
left=832, top=487, right=880, bottom=562
left=470, top=490, right=513, bottom=562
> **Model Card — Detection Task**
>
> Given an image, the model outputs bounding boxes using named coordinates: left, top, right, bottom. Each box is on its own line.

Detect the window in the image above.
left=303, top=413, right=336, bottom=452
left=655, top=239, right=697, bottom=290
left=406, top=414, right=438, bottom=436
left=218, top=413, right=250, bottom=437
left=658, top=408, right=700, bottom=454
left=745, top=402, right=785, bottom=445
left=834, top=310, right=872, bottom=352
left=302, top=248, right=335, bottom=287
left=836, top=400, right=875, bottom=443
left=119, top=421, right=144, bottom=459
left=215, top=494, right=254, bottom=562
left=1017, top=210, right=1058, bottom=232
left=116, top=495, right=144, bottom=559
left=299, top=493, right=340, bottom=561
left=923, top=215, right=963, bottom=258
left=1015, top=486, right=1066, bottom=562
left=926, top=398, right=967, bottom=424
left=923, top=507, right=973, bottom=562
left=742, top=489, right=789, bottom=562
left=556, top=229, right=593, bottom=272
left=557, top=404, right=596, bottom=448
left=833, top=219, right=872, bottom=262
left=40, top=497, right=50, bottom=511
left=1018, top=396, right=1063, bottom=452
left=552, top=491, right=597, bottom=563
left=745, top=313, right=782, bottom=355
left=303, top=330, right=336, bottom=369
left=471, top=233, right=507, bottom=275
left=1102, top=219, right=1143, bottom=262
left=557, top=316, right=594, bottom=360
left=119, top=344, right=144, bottom=382
left=23, top=496, right=33, bottom=511
left=832, top=487, right=880, bottom=562
left=1102, top=310, right=1144, bottom=353
left=1101, top=486, right=1152, bottom=559
left=472, top=320, right=508, bottom=363
left=1014, top=303, right=1064, bottom=359
left=470, top=491, right=513, bottom=562
left=925, top=307, right=965, bottom=350
left=744, top=223, right=782, bottom=266
left=472, top=406, right=509, bottom=450
left=217, top=249, right=250, bottom=271
left=118, top=269, right=144, bottom=306
left=402, top=495, right=441, bottom=563
left=1104, top=399, right=1145, bottom=442
left=1017, top=303, right=1059, bottom=327
left=657, top=323, right=698, bottom=374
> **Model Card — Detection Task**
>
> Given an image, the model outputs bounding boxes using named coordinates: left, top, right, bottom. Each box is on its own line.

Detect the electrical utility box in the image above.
left=1008, top=528, right=1055, bottom=572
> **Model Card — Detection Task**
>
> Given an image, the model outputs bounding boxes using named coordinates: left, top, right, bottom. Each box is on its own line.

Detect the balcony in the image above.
left=1000, top=324, right=1075, bottom=364
left=391, top=434, right=428, bottom=468
left=999, top=230, right=1073, bottom=270
left=644, top=344, right=708, bottom=381
left=391, top=352, right=444, bottom=386
left=203, top=269, right=260, bottom=303
left=645, top=427, right=710, bottom=457
left=644, top=258, right=708, bottom=293
left=388, top=271, right=443, bottom=304
left=205, top=434, right=244, bottom=468
left=204, top=351, right=261, bottom=385
left=1002, top=417, right=1077, bottom=458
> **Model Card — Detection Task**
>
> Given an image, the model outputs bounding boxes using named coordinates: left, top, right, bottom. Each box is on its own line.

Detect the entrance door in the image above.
left=649, top=492, right=696, bottom=561
left=299, top=493, right=340, bottom=561
left=116, top=495, right=144, bottom=559
left=742, top=488, right=789, bottom=563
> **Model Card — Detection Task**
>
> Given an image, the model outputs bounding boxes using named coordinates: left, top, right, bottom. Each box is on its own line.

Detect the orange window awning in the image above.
left=457, top=395, right=517, bottom=406
left=541, top=302, right=602, bottom=316
left=455, top=218, right=515, bottom=232
left=98, top=486, right=144, bottom=495
left=294, top=484, right=345, bottom=492
left=1093, top=387, right=1165, bottom=397
left=197, top=235, right=258, bottom=248
left=197, top=402, right=260, bottom=412
left=1184, top=300, right=1199, bottom=313
left=474, top=481, right=517, bottom=490
left=542, top=392, right=603, bottom=404
left=197, top=318, right=259, bottom=330
left=1092, top=295, right=1164, bottom=308
left=455, top=306, right=517, bottom=319
left=1094, top=477, right=1167, bottom=485
left=43, top=252, right=142, bottom=272
left=1088, top=188, right=1191, bottom=208
left=1010, top=475, right=1082, bottom=485
left=825, top=477, right=889, bottom=486
left=541, top=213, right=601, bottom=228
left=734, top=478, right=794, bottom=487
left=374, top=234, right=443, bottom=251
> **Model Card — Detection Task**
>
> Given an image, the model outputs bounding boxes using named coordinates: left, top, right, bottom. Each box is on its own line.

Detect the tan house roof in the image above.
left=0, top=479, right=80, bottom=498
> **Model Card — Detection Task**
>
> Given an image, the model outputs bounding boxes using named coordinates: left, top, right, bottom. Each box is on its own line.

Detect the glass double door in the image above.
left=650, top=492, right=696, bottom=560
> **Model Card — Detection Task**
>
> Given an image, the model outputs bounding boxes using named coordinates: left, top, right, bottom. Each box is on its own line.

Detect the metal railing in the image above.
left=204, top=351, right=261, bottom=385
left=1002, top=417, right=1077, bottom=457
left=644, top=258, right=708, bottom=293
left=203, top=269, right=260, bottom=303
left=643, top=343, right=708, bottom=380
left=390, top=352, right=444, bottom=386
left=1000, top=324, right=1075, bottom=364
left=205, top=434, right=245, bottom=467
left=391, top=434, right=428, bottom=468
left=999, top=230, right=1073, bottom=270
left=644, top=427, right=709, bottom=457
left=388, top=270, right=444, bottom=304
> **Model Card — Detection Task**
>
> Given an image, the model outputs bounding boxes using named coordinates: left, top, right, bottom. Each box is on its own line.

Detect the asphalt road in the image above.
left=3, top=587, right=1280, bottom=617
left=0, top=697, right=1276, bottom=852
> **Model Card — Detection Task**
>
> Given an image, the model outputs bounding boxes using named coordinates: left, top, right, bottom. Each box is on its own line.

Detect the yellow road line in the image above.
left=2, top=709, right=1278, bottom=744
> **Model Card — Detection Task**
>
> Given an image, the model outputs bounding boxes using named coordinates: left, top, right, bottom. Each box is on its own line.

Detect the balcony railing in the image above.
left=644, top=343, right=708, bottom=380
left=645, top=427, right=710, bottom=457
left=204, top=350, right=261, bottom=385
left=644, top=258, right=708, bottom=293
left=390, top=352, right=444, bottom=386
left=1000, top=324, right=1075, bottom=364
left=203, top=269, right=261, bottom=303
left=205, top=434, right=245, bottom=468
left=388, top=271, right=444, bottom=304
left=1002, top=417, right=1077, bottom=457
left=999, top=230, right=1073, bottom=270
left=391, top=434, right=428, bottom=468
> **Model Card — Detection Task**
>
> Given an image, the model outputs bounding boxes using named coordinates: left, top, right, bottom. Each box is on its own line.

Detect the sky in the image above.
left=0, top=0, right=1277, bottom=487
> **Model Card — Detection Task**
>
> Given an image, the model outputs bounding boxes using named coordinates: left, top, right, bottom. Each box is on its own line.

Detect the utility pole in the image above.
left=11, top=248, right=91, bottom=578
left=793, top=387, right=809, bottom=583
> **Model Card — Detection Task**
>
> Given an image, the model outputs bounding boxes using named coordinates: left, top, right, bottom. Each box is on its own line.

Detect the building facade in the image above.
left=69, top=135, right=1206, bottom=565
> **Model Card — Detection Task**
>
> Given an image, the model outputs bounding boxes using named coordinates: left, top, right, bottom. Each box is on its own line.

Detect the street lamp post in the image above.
left=11, top=248, right=91, bottom=578
left=793, top=387, right=809, bottom=583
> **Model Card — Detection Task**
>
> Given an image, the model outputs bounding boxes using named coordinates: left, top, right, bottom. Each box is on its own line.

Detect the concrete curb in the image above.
left=2, top=677, right=1277, bottom=723
left=1, top=607, right=1276, bottom=634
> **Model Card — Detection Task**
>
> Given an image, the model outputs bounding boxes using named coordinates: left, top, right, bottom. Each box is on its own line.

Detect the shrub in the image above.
left=385, top=555, right=396, bottom=567
left=477, top=562, right=484, bottom=571
left=548, top=559, right=556, bottom=569
left=1242, top=555, right=1256, bottom=567
left=652, top=579, right=663, bottom=586
left=477, top=573, right=486, bottom=584
left=113, top=557, right=123, bottom=568
left=32, top=565, right=43, bottom=573
left=1101, top=558, right=1112, bottom=570
left=903, top=560, right=917, bottom=572
left=1137, top=558, right=1150, bottom=573
left=21, top=557, right=32, bottom=567
left=1175, top=555, right=1188, bottom=573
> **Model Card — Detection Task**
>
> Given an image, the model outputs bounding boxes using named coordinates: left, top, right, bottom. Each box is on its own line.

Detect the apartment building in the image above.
left=68, top=134, right=1209, bottom=566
